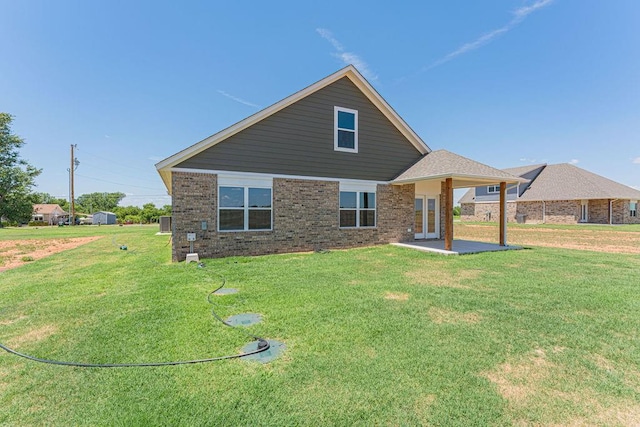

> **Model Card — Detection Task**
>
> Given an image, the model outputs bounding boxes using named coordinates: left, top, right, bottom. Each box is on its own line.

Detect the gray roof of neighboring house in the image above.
left=460, top=163, right=640, bottom=204
left=502, top=164, right=547, bottom=177
left=393, top=149, right=524, bottom=186
left=458, top=163, right=547, bottom=204
left=518, top=163, right=640, bottom=201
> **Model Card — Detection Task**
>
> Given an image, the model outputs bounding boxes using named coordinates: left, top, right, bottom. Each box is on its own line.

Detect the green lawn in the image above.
left=1, top=226, right=639, bottom=425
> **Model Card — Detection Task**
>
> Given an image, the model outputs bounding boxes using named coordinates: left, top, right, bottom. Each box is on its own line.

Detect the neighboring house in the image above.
left=92, top=211, right=117, bottom=225
left=460, top=163, right=640, bottom=224
left=32, top=204, right=67, bottom=225
left=156, top=65, right=522, bottom=261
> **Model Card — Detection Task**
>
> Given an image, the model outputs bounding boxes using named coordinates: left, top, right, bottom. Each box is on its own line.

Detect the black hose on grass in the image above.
left=0, top=241, right=270, bottom=368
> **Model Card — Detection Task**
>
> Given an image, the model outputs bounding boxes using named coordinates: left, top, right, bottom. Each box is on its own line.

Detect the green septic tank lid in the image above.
left=241, top=340, right=286, bottom=364
left=213, top=288, right=238, bottom=295
left=226, top=313, right=262, bottom=327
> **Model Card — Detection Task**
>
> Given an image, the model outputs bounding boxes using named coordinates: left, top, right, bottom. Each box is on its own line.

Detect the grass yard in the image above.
left=456, top=222, right=640, bottom=255
left=1, top=225, right=640, bottom=425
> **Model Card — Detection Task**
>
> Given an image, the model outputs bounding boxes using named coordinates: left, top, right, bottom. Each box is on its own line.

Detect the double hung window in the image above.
left=334, top=107, right=358, bottom=152
left=339, top=191, right=376, bottom=228
left=219, top=186, right=272, bottom=231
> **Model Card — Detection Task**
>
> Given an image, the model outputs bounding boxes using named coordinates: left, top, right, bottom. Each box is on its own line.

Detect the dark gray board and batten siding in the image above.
left=177, top=77, right=424, bottom=181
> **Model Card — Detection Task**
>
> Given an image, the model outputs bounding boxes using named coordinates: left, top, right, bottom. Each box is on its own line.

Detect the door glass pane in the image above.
left=414, top=198, right=423, bottom=234
left=427, top=198, right=436, bottom=233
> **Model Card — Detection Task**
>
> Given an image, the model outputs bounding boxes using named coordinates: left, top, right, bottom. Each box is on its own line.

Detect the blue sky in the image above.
left=1, top=0, right=639, bottom=207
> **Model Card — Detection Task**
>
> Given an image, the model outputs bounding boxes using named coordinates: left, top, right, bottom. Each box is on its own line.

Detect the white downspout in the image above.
left=542, top=201, right=546, bottom=224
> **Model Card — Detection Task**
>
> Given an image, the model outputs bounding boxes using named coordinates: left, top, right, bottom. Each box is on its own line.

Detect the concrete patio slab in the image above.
left=392, top=239, right=522, bottom=255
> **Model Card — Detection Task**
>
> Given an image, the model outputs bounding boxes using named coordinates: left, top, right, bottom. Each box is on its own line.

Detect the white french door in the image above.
left=415, top=196, right=439, bottom=239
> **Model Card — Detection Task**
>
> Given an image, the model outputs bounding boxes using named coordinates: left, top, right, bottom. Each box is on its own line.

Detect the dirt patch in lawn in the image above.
left=455, top=224, right=640, bottom=254
left=0, top=236, right=102, bottom=272
left=406, top=265, right=486, bottom=290
left=429, top=307, right=481, bottom=324
left=7, top=324, right=58, bottom=347
left=0, top=314, right=28, bottom=326
left=384, top=292, right=409, bottom=301
left=483, top=348, right=640, bottom=425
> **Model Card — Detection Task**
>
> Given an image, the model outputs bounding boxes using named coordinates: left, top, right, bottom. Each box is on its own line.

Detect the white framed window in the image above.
left=630, top=201, right=637, bottom=217
left=334, top=106, right=358, bottom=153
left=339, top=191, right=376, bottom=228
left=487, top=185, right=500, bottom=194
left=218, top=176, right=272, bottom=232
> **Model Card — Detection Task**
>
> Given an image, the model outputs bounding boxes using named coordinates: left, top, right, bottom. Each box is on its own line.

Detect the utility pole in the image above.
left=69, top=144, right=79, bottom=225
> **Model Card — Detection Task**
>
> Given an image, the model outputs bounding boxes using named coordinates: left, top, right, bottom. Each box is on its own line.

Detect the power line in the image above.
left=75, top=173, right=169, bottom=192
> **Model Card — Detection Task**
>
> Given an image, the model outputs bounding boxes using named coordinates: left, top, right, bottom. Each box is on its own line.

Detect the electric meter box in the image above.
left=186, top=232, right=196, bottom=242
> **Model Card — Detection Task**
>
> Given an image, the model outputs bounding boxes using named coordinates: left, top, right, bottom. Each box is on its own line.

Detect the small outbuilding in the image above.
left=92, top=211, right=117, bottom=225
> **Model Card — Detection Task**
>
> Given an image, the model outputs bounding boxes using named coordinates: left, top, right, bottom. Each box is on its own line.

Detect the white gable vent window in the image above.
left=334, top=106, right=358, bottom=153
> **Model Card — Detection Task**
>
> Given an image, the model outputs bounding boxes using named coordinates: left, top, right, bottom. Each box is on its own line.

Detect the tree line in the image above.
left=1, top=112, right=171, bottom=226
left=32, top=191, right=171, bottom=224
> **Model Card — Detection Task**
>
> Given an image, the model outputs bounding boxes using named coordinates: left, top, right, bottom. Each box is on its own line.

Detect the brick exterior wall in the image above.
left=613, top=199, right=640, bottom=224
left=516, top=201, right=544, bottom=223
left=464, top=198, right=639, bottom=224
left=460, top=202, right=517, bottom=222
left=588, top=199, right=609, bottom=224
left=171, top=172, right=415, bottom=261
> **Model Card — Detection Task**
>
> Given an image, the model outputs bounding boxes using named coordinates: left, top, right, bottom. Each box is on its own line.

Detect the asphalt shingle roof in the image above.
left=393, top=149, right=523, bottom=183
left=519, top=163, right=640, bottom=201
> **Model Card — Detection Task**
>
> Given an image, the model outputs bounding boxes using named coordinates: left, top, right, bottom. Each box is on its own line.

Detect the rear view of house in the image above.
left=461, top=163, right=640, bottom=224
left=157, top=66, right=522, bottom=261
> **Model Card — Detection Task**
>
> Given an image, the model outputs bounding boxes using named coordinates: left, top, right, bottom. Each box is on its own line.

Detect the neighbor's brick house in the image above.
left=460, top=164, right=640, bottom=225
left=157, top=66, right=522, bottom=261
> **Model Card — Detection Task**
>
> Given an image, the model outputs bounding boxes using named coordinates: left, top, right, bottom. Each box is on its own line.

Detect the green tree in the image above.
left=141, top=203, right=160, bottom=223
left=0, top=113, right=42, bottom=225
left=113, top=205, right=141, bottom=223
left=76, top=192, right=125, bottom=213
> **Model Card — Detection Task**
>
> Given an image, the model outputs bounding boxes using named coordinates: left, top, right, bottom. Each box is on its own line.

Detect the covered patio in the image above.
left=392, top=150, right=526, bottom=251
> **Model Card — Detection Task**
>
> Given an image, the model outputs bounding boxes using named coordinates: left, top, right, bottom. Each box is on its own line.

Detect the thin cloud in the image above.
left=316, top=28, right=378, bottom=81
left=316, top=28, right=343, bottom=52
left=217, top=90, right=261, bottom=109
left=569, top=159, right=579, bottom=165
left=520, top=157, right=537, bottom=163
left=632, top=157, right=640, bottom=164
left=148, top=156, right=163, bottom=162
left=426, top=0, right=554, bottom=70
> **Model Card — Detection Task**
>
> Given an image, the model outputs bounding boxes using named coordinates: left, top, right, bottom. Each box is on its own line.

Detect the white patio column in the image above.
left=499, top=181, right=507, bottom=246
